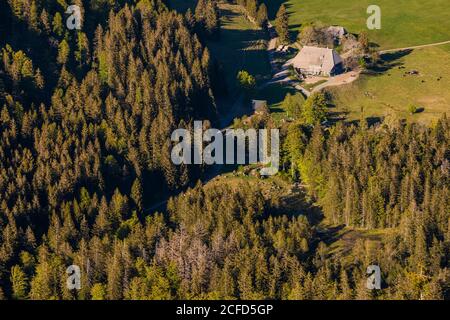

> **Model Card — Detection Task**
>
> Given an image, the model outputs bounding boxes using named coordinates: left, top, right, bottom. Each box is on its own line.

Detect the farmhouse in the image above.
left=292, top=46, right=343, bottom=76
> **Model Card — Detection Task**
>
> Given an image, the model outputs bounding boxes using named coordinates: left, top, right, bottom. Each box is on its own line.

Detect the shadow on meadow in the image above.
left=366, top=49, right=413, bottom=75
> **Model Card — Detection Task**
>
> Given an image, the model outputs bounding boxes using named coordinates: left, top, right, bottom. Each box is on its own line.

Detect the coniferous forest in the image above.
left=0, top=0, right=448, bottom=300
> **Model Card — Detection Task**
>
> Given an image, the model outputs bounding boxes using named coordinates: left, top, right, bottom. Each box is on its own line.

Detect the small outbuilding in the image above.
left=252, top=100, right=268, bottom=115
left=327, top=26, right=347, bottom=41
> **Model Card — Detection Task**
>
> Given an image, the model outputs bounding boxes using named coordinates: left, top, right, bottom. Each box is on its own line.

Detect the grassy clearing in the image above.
left=207, top=3, right=272, bottom=96
left=325, top=45, right=450, bottom=124
left=254, top=83, right=303, bottom=121
left=303, top=79, right=327, bottom=91
left=209, top=172, right=292, bottom=206
left=267, top=0, right=450, bottom=50
left=322, top=226, right=397, bottom=264
left=210, top=172, right=316, bottom=218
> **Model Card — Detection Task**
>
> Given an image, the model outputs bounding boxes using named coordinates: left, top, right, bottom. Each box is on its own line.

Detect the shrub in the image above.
left=408, top=105, right=418, bottom=114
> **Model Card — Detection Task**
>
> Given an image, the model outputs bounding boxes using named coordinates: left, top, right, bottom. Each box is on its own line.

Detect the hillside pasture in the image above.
left=268, top=0, right=450, bottom=50
left=325, top=45, right=450, bottom=124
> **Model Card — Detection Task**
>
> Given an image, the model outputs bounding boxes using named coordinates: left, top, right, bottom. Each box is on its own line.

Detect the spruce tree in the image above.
left=275, top=4, right=290, bottom=44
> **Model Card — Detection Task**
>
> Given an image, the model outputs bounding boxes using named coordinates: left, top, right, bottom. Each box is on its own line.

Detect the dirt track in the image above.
left=312, top=70, right=361, bottom=93
left=379, top=40, right=450, bottom=54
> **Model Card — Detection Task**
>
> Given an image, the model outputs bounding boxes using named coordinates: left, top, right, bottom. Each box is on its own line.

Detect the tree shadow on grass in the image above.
left=366, top=49, right=413, bottom=75
left=289, top=23, right=301, bottom=42
left=369, top=42, right=380, bottom=50
left=255, top=84, right=298, bottom=109
left=265, top=1, right=300, bottom=40
left=219, top=7, right=242, bottom=28
left=415, top=107, right=425, bottom=114
left=324, top=97, right=349, bottom=124
left=316, top=224, right=347, bottom=247
left=382, top=49, right=413, bottom=62
left=347, top=116, right=383, bottom=127
left=266, top=0, right=290, bottom=20
left=327, top=111, right=349, bottom=124
left=208, top=26, right=271, bottom=93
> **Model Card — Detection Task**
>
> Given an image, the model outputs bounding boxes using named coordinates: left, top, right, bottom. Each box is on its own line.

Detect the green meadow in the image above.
left=269, top=0, right=450, bottom=50
left=326, top=44, right=450, bottom=124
